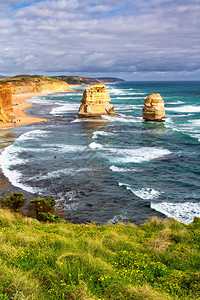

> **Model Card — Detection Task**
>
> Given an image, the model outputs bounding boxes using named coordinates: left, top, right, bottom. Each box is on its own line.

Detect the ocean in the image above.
left=0, top=81, right=200, bottom=225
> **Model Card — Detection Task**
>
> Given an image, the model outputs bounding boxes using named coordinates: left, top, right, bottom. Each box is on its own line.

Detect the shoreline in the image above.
left=0, top=92, right=49, bottom=130
left=0, top=87, right=76, bottom=130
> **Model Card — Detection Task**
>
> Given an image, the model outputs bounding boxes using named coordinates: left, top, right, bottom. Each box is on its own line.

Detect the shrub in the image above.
left=30, top=197, right=56, bottom=221
left=38, top=212, right=60, bottom=223
left=0, top=193, right=26, bottom=212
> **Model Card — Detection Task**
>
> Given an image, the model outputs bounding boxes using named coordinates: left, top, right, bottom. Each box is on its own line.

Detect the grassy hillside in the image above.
left=51, top=76, right=124, bottom=85
left=0, top=75, right=63, bottom=85
left=0, top=208, right=199, bottom=299
left=0, top=75, right=124, bottom=87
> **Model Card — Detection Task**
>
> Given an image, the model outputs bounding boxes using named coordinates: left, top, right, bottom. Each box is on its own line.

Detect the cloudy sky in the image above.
left=0, top=0, right=200, bottom=80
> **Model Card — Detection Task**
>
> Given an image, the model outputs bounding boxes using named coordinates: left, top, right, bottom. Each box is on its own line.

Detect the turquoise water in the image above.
left=0, top=81, right=200, bottom=224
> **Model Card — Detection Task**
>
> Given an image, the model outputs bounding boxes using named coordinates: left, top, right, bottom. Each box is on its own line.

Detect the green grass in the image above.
left=0, top=75, right=64, bottom=84
left=0, top=209, right=199, bottom=300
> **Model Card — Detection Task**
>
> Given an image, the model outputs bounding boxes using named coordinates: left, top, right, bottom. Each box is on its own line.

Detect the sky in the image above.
left=0, top=0, right=200, bottom=80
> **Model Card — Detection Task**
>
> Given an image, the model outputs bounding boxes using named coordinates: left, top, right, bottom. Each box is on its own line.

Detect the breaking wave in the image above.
left=151, top=202, right=200, bottom=224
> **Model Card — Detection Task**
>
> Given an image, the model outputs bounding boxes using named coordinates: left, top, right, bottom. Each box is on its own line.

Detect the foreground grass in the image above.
left=0, top=208, right=199, bottom=300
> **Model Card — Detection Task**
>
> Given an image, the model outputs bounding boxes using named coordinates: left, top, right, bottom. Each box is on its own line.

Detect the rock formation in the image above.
left=0, top=84, right=13, bottom=122
left=10, top=81, right=68, bottom=95
left=142, top=93, right=165, bottom=122
left=78, top=84, right=115, bottom=117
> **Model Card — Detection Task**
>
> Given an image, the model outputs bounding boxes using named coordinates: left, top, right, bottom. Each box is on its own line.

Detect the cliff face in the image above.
left=0, top=76, right=69, bottom=95
left=142, top=93, right=165, bottom=122
left=78, top=83, right=115, bottom=117
left=9, top=80, right=68, bottom=95
left=0, top=84, right=13, bottom=122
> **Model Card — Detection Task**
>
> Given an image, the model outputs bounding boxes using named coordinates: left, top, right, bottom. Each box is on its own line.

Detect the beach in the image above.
left=0, top=92, right=49, bottom=130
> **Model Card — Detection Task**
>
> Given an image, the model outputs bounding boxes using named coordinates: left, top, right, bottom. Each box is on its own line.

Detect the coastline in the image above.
left=0, top=89, right=69, bottom=202
left=0, top=86, right=81, bottom=130
left=0, top=92, right=49, bottom=130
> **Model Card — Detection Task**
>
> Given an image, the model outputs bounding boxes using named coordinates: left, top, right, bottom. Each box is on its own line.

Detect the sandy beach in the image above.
left=0, top=92, right=50, bottom=130
left=0, top=86, right=80, bottom=130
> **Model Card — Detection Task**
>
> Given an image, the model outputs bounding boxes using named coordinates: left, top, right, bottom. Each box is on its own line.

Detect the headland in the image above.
left=0, top=75, right=69, bottom=129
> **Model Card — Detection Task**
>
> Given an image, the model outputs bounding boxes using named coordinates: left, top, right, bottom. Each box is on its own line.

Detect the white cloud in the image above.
left=0, top=0, right=199, bottom=79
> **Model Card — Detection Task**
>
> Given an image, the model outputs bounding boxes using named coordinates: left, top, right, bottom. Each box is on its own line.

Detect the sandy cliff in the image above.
left=8, top=77, right=69, bottom=94
left=0, top=75, right=69, bottom=128
left=0, top=84, right=13, bottom=122
left=78, top=83, right=115, bottom=117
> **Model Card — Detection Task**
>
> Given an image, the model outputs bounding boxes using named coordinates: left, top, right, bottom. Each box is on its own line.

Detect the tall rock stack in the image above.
left=0, top=84, right=13, bottom=122
left=78, top=84, right=115, bottom=117
left=142, top=93, right=165, bottom=122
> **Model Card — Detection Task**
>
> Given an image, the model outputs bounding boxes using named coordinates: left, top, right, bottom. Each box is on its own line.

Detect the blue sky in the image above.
left=0, top=0, right=200, bottom=80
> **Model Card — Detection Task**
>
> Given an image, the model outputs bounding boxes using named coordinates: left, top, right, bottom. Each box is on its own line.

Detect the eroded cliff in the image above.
left=78, top=83, right=115, bottom=117
left=0, top=84, right=13, bottom=122
left=0, top=75, right=69, bottom=95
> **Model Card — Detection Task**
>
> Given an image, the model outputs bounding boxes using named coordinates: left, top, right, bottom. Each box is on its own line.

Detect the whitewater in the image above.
left=0, top=81, right=200, bottom=225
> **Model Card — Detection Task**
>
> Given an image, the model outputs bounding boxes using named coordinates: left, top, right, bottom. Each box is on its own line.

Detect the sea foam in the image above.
left=166, top=105, right=200, bottom=113
left=119, top=183, right=161, bottom=200
left=17, top=129, right=47, bottom=141
left=110, top=165, right=135, bottom=172
left=0, top=144, right=39, bottom=193
left=92, top=131, right=114, bottom=139
left=50, top=103, right=80, bottom=115
left=108, top=147, right=171, bottom=163
left=151, top=202, right=200, bottom=225
left=107, top=211, right=128, bottom=224
left=89, top=142, right=104, bottom=150
left=0, top=129, right=49, bottom=193
left=102, top=115, right=143, bottom=123
left=29, top=167, right=94, bottom=181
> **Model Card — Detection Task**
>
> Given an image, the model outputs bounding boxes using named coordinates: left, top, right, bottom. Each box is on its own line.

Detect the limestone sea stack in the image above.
left=78, top=83, right=115, bottom=117
left=142, top=93, right=165, bottom=122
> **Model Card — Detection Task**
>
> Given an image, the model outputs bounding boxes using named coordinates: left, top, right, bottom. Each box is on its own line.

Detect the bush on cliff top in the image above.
left=0, top=208, right=199, bottom=300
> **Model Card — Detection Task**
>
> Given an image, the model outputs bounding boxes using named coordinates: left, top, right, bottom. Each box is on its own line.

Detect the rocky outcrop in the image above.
left=0, top=84, right=13, bottom=122
left=142, top=93, right=165, bottom=122
left=78, top=84, right=115, bottom=117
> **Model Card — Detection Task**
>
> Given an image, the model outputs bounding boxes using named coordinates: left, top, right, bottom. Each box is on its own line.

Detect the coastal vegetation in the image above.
left=51, top=76, right=124, bottom=85
left=0, top=75, right=62, bottom=85
left=0, top=75, right=124, bottom=86
left=0, top=195, right=199, bottom=300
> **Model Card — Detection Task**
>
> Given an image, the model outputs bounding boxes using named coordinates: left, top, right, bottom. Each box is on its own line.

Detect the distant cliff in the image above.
left=51, top=76, right=125, bottom=85
left=0, top=75, right=69, bottom=95
left=96, top=77, right=125, bottom=83
left=0, top=84, right=13, bottom=122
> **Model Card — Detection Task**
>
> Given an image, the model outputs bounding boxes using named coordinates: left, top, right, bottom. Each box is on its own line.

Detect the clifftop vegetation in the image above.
left=51, top=76, right=125, bottom=85
left=0, top=75, right=65, bottom=85
left=0, top=195, right=199, bottom=300
left=0, top=75, right=125, bottom=86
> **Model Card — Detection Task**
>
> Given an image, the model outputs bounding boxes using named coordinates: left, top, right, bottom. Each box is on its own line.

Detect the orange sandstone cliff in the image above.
left=0, top=75, right=69, bottom=125
left=78, top=83, right=115, bottom=117
left=0, top=84, right=13, bottom=122
left=7, top=76, right=69, bottom=94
